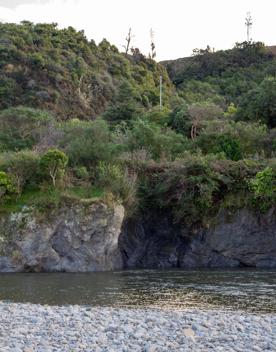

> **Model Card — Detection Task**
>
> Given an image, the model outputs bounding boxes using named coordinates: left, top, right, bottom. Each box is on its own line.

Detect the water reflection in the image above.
left=0, top=269, right=275, bottom=313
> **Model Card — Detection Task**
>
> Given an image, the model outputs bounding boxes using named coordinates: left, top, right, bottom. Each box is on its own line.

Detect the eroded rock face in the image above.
left=0, top=204, right=275, bottom=272
left=120, top=208, right=276, bottom=269
left=0, top=202, right=124, bottom=272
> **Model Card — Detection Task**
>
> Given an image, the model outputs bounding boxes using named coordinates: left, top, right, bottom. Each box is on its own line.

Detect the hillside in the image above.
left=0, top=25, right=275, bottom=229
left=0, top=22, right=173, bottom=120
left=162, top=42, right=276, bottom=128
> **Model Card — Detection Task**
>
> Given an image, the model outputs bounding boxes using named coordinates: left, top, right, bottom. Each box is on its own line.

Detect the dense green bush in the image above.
left=237, top=77, right=276, bottom=128
left=60, top=119, right=119, bottom=167
left=96, top=162, right=137, bottom=206
left=139, top=155, right=222, bottom=224
left=0, top=107, right=54, bottom=151
left=126, top=119, right=189, bottom=160
left=249, top=167, right=276, bottom=211
left=0, top=171, right=16, bottom=202
left=198, top=133, right=242, bottom=161
left=0, top=151, right=40, bottom=194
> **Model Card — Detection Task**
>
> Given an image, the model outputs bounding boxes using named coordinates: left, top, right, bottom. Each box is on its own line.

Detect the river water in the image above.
left=0, top=269, right=275, bottom=313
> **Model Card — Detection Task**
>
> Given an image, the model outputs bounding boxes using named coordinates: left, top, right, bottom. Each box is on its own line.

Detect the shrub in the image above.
left=96, top=162, right=137, bottom=206
left=74, top=166, right=90, bottom=180
left=0, top=171, right=16, bottom=202
left=197, top=133, right=242, bottom=161
left=61, top=119, right=117, bottom=167
left=0, top=107, right=54, bottom=151
left=40, top=149, right=68, bottom=186
left=140, top=155, right=221, bottom=224
left=0, top=151, right=40, bottom=194
left=249, top=167, right=276, bottom=211
left=127, top=119, right=189, bottom=161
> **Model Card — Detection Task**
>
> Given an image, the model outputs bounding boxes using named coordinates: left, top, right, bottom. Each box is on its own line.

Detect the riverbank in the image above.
left=0, top=302, right=275, bottom=352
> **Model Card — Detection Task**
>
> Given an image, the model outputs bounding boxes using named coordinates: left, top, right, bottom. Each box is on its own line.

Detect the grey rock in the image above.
left=120, top=208, right=276, bottom=269
left=0, top=203, right=275, bottom=272
left=0, top=202, right=124, bottom=272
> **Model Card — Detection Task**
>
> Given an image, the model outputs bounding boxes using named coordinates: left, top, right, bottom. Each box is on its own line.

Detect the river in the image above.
left=0, top=269, right=275, bottom=313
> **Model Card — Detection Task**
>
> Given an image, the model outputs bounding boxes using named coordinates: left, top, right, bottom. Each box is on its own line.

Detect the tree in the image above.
left=123, top=28, right=134, bottom=54
left=188, top=102, right=223, bottom=139
left=104, top=81, right=142, bottom=123
left=169, top=103, right=191, bottom=135
left=40, top=149, right=68, bottom=186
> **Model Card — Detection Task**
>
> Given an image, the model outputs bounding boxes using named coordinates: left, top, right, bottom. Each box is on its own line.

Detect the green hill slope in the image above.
left=0, top=21, right=173, bottom=120
left=162, top=42, right=276, bottom=127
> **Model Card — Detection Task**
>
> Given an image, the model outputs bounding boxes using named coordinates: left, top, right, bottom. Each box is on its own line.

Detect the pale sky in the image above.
left=1, top=0, right=276, bottom=61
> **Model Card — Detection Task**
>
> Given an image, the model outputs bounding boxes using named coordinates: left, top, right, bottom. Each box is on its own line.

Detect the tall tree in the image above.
left=123, top=27, right=134, bottom=54
left=150, top=28, right=156, bottom=59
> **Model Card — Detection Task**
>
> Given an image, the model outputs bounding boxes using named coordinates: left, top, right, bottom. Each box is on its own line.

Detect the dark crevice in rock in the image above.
left=238, top=261, right=255, bottom=268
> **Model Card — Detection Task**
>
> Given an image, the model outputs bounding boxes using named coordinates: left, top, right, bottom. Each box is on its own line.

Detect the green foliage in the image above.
left=60, top=118, right=118, bottom=167
left=0, top=107, right=54, bottom=151
left=40, top=149, right=68, bottom=186
left=177, top=80, right=225, bottom=106
left=103, top=81, right=143, bottom=123
left=0, top=27, right=275, bottom=221
left=127, top=119, right=189, bottom=160
left=96, top=162, right=137, bottom=206
left=143, top=106, right=171, bottom=126
left=140, top=155, right=222, bottom=224
left=249, top=167, right=276, bottom=211
left=237, top=77, right=276, bottom=128
left=169, top=101, right=223, bottom=137
left=0, top=171, right=15, bottom=202
left=0, top=151, right=40, bottom=194
left=169, top=102, right=191, bottom=135
left=164, top=42, right=276, bottom=124
left=73, top=166, right=90, bottom=181
left=224, top=103, right=237, bottom=118
left=197, top=120, right=267, bottom=158
left=0, top=22, right=173, bottom=120
left=197, top=134, right=242, bottom=161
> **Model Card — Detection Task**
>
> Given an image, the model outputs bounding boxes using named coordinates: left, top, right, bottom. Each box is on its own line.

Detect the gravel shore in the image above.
left=0, top=302, right=275, bottom=352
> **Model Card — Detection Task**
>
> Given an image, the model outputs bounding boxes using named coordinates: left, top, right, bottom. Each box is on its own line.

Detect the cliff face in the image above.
left=120, top=208, right=276, bottom=269
left=0, top=204, right=275, bottom=272
left=0, top=202, right=124, bottom=272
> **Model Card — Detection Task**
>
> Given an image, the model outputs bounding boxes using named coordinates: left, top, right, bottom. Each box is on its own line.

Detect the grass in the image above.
left=0, top=185, right=104, bottom=213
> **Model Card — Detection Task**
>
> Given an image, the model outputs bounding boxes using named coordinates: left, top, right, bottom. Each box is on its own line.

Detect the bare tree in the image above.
left=245, top=12, right=253, bottom=42
left=123, top=27, right=134, bottom=54
left=150, top=28, right=156, bottom=59
left=188, top=103, right=223, bottom=139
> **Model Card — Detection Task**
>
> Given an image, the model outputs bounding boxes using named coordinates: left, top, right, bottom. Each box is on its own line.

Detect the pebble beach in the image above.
left=0, top=302, right=275, bottom=352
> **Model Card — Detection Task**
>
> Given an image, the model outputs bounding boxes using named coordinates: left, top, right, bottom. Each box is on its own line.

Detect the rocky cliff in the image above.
left=120, top=208, right=276, bottom=269
left=0, top=204, right=275, bottom=272
left=0, top=202, right=124, bottom=272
